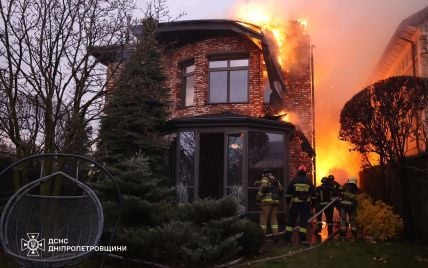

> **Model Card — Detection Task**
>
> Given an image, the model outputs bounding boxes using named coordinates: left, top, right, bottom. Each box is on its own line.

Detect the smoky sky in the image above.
left=137, top=0, right=428, bottom=177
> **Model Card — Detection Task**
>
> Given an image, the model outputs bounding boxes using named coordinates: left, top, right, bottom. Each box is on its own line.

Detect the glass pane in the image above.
left=209, top=60, right=227, bottom=68
left=185, top=64, right=195, bottom=73
left=248, top=189, right=261, bottom=212
left=230, top=59, right=249, bottom=67
left=230, top=70, right=248, bottom=102
left=248, top=132, right=284, bottom=188
left=178, top=132, right=195, bottom=186
left=263, top=72, right=272, bottom=103
left=227, top=133, right=244, bottom=186
left=184, top=75, right=195, bottom=106
left=209, top=71, right=227, bottom=103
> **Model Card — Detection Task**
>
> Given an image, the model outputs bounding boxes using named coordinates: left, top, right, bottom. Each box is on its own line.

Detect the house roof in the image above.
left=369, top=7, right=428, bottom=82
left=90, top=19, right=288, bottom=111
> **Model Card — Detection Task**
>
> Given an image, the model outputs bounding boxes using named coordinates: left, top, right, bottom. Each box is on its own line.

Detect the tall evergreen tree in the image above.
left=98, top=16, right=169, bottom=175
left=94, top=14, right=174, bottom=255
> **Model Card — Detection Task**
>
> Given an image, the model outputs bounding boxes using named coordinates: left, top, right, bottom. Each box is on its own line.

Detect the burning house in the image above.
left=92, top=19, right=314, bottom=217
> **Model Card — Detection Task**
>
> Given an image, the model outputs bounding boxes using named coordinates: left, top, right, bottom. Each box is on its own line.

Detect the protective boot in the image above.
left=299, top=232, right=308, bottom=246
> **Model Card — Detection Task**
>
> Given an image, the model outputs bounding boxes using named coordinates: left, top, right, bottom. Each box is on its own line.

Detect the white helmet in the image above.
left=347, top=176, right=358, bottom=185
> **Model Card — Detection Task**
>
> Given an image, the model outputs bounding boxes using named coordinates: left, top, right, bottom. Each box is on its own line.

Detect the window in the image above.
left=263, top=70, right=272, bottom=103
left=177, top=132, right=196, bottom=202
left=248, top=132, right=284, bottom=212
left=209, top=57, right=249, bottom=103
left=181, top=63, right=195, bottom=107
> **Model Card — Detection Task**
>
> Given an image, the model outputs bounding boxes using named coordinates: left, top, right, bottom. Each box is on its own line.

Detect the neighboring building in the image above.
left=369, top=8, right=428, bottom=155
left=92, top=20, right=314, bottom=217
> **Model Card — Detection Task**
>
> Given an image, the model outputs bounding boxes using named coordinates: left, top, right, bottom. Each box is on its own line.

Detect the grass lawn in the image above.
left=242, top=240, right=428, bottom=268
left=1, top=240, right=427, bottom=267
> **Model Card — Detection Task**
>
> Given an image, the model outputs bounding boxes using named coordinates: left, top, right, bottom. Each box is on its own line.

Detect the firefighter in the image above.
left=284, top=165, right=316, bottom=245
left=339, top=176, right=361, bottom=241
left=256, top=168, right=283, bottom=236
left=327, top=174, right=341, bottom=214
left=327, top=174, right=341, bottom=201
left=315, top=177, right=335, bottom=237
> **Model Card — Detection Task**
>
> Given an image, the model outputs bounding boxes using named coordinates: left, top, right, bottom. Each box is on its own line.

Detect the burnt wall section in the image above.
left=284, top=33, right=313, bottom=180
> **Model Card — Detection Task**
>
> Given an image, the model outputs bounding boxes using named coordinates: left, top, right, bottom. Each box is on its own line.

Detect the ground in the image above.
left=242, top=240, right=428, bottom=268
left=1, top=240, right=427, bottom=267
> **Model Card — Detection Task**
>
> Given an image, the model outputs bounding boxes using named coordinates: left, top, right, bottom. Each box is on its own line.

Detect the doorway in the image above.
left=199, top=133, right=224, bottom=199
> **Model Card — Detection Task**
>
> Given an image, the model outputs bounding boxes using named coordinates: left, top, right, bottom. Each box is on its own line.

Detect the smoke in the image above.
left=144, top=0, right=428, bottom=182
left=228, top=0, right=428, bottom=182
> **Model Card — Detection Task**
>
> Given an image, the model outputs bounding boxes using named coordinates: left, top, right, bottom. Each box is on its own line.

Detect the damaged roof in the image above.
left=91, top=19, right=288, bottom=111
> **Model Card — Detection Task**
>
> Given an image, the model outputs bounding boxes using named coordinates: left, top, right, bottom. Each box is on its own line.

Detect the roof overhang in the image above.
left=369, top=7, right=428, bottom=83
left=166, top=112, right=314, bottom=157
left=166, top=112, right=294, bottom=132
left=90, top=19, right=288, bottom=111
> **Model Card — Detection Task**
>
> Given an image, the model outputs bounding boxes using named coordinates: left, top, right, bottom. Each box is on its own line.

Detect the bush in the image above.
left=134, top=198, right=263, bottom=266
left=177, top=197, right=238, bottom=224
left=356, top=194, right=404, bottom=240
left=231, top=218, right=264, bottom=255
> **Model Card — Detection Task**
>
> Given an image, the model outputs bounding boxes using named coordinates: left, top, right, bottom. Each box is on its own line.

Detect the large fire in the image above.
left=234, top=3, right=362, bottom=184
left=235, top=3, right=296, bottom=67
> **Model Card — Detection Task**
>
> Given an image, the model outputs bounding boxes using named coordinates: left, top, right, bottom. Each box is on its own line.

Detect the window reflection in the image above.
left=248, top=132, right=284, bottom=211
left=208, top=57, right=248, bottom=103
left=227, top=133, right=243, bottom=187
left=181, top=63, right=195, bottom=107
left=178, top=132, right=195, bottom=201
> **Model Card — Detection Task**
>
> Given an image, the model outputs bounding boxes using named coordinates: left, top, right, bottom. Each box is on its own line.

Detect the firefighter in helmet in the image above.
left=339, top=176, right=361, bottom=241
left=284, top=165, right=316, bottom=245
left=327, top=175, right=341, bottom=201
left=256, top=168, right=283, bottom=236
left=315, top=177, right=335, bottom=237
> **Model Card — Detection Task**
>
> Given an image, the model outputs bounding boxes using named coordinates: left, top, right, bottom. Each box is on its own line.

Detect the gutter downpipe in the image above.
left=311, top=44, right=317, bottom=187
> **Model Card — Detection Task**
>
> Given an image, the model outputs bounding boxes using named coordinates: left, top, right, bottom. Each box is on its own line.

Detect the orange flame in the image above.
left=233, top=3, right=362, bottom=185
left=234, top=3, right=290, bottom=66
left=277, top=110, right=300, bottom=125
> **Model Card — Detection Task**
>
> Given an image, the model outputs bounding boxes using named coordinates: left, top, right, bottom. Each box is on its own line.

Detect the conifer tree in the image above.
left=98, top=16, right=169, bottom=175
left=95, top=13, right=174, bottom=255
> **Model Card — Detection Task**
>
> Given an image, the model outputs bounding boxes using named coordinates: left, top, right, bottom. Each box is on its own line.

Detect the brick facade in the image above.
left=162, top=36, right=267, bottom=119
left=283, top=34, right=314, bottom=179
left=103, top=22, right=314, bottom=184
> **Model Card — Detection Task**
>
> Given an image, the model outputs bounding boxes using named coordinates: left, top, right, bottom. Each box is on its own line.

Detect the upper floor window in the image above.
left=181, top=62, right=195, bottom=107
left=208, top=57, right=249, bottom=103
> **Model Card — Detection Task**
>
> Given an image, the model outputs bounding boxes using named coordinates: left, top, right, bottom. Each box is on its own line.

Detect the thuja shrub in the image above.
left=177, top=197, right=238, bottom=224
left=137, top=198, right=263, bottom=267
left=356, top=194, right=404, bottom=240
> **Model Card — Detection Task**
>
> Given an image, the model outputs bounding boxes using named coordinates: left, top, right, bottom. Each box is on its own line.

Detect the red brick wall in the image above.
left=284, top=34, right=314, bottom=180
left=161, top=36, right=266, bottom=119
left=104, top=32, right=314, bottom=182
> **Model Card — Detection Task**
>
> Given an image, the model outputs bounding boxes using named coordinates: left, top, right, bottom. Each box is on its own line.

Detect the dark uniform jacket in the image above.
left=316, top=183, right=335, bottom=207
left=339, top=183, right=361, bottom=207
left=256, top=174, right=283, bottom=204
left=286, top=175, right=316, bottom=205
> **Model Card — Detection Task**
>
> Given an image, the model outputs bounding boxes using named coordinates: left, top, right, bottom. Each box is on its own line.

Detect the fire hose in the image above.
left=217, top=197, right=342, bottom=268
left=264, top=196, right=340, bottom=238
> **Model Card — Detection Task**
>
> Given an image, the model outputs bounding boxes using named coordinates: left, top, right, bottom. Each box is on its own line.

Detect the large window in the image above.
left=248, top=132, right=284, bottom=212
left=209, top=58, right=249, bottom=103
left=181, top=63, right=195, bottom=107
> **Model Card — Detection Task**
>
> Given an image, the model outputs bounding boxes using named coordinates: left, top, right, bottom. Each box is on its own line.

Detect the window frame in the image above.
left=180, top=60, right=195, bottom=108
left=208, top=55, right=250, bottom=104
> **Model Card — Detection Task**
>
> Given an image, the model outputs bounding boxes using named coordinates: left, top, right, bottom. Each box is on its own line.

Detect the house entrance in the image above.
left=199, top=133, right=224, bottom=199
